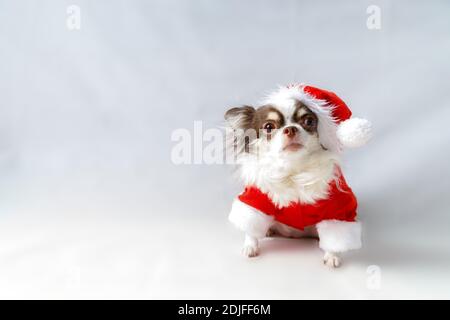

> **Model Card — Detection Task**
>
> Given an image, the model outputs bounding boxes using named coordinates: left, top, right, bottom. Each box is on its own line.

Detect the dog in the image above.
left=225, top=84, right=371, bottom=267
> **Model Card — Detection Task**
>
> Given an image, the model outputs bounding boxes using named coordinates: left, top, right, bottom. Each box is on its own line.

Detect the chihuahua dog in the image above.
left=225, top=84, right=371, bottom=267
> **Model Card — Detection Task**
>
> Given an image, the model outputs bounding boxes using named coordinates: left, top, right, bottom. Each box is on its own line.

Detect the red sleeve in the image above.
left=238, top=186, right=279, bottom=217
left=322, top=175, right=358, bottom=222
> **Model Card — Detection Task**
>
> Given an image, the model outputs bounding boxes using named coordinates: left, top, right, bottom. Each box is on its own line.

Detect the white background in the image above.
left=1, top=0, right=450, bottom=299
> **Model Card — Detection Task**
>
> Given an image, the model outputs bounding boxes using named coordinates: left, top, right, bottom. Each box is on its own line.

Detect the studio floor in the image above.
left=1, top=216, right=448, bottom=299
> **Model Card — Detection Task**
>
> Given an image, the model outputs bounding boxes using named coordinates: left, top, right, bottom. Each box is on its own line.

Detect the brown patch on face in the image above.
left=254, top=105, right=285, bottom=137
left=292, top=101, right=318, bottom=133
left=224, top=104, right=285, bottom=153
left=225, top=104, right=285, bottom=132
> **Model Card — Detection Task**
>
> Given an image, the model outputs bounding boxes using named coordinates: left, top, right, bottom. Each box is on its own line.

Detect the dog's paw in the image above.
left=323, top=252, right=341, bottom=268
left=242, top=245, right=259, bottom=258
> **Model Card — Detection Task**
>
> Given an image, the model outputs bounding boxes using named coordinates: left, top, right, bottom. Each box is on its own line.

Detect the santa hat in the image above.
left=263, top=84, right=372, bottom=152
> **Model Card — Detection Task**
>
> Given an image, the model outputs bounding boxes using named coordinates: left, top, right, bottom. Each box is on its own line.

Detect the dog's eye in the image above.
left=301, top=115, right=317, bottom=129
left=263, top=122, right=275, bottom=133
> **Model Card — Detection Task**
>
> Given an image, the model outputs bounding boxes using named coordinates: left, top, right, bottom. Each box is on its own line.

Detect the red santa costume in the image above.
left=228, top=84, right=372, bottom=253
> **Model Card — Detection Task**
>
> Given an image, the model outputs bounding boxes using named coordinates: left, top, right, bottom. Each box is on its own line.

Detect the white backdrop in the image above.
left=1, top=0, right=450, bottom=299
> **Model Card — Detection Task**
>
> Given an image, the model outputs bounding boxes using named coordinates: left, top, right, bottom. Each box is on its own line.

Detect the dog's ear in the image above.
left=224, top=105, right=256, bottom=130
left=225, top=106, right=258, bottom=154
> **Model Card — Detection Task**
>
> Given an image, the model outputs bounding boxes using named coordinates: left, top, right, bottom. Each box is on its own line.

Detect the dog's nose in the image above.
left=283, top=126, right=298, bottom=137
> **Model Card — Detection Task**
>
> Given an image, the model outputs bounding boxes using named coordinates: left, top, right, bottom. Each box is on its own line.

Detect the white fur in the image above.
left=228, top=199, right=274, bottom=238
left=316, top=219, right=362, bottom=253
left=238, top=149, right=339, bottom=207
left=242, top=234, right=259, bottom=257
left=337, top=118, right=372, bottom=148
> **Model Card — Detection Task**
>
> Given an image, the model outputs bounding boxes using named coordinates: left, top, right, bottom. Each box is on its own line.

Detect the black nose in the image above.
left=283, top=126, right=298, bottom=137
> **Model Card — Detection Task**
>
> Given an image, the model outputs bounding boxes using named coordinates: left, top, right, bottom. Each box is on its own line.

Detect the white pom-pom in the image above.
left=336, top=118, right=372, bottom=148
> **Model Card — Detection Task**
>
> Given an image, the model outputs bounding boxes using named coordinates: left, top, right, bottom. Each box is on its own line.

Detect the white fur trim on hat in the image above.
left=336, top=118, right=372, bottom=148
left=316, top=219, right=362, bottom=253
left=228, top=199, right=274, bottom=238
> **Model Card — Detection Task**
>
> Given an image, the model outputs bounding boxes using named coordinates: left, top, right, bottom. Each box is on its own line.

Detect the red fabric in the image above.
left=238, top=173, right=357, bottom=230
left=303, top=85, right=352, bottom=123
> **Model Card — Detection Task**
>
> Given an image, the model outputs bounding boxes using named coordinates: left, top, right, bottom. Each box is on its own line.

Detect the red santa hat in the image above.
left=263, top=84, right=372, bottom=152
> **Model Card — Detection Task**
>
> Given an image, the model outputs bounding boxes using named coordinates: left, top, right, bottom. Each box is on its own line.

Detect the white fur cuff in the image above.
left=316, top=219, right=362, bottom=253
left=228, top=199, right=274, bottom=238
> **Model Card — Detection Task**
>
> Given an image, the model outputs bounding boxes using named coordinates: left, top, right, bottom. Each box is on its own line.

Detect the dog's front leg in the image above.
left=229, top=199, right=274, bottom=258
left=323, top=252, right=341, bottom=267
left=316, top=219, right=362, bottom=268
left=242, top=234, right=259, bottom=257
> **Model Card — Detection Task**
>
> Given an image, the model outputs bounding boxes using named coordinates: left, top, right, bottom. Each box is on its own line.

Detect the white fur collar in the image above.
left=238, top=150, right=339, bottom=208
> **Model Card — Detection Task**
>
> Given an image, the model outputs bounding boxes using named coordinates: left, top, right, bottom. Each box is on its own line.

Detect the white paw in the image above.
left=323, top=252, right=341, bottom=268
left=242, top=245, right=259, bottom=258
